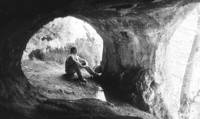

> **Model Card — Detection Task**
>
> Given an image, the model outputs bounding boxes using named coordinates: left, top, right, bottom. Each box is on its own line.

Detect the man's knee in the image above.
left=94, top=65, right=102, bottom=73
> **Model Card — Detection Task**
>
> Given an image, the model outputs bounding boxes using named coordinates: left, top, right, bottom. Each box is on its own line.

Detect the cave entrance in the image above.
left=21, top=16, right=105, bottom=101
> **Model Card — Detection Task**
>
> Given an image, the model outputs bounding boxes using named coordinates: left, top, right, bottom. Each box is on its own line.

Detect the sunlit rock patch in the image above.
left=155, top=4, right=200, bottom=119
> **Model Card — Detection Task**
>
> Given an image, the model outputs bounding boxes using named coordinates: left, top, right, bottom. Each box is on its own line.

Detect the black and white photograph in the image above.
left=0, top=0, right=199, bottom=119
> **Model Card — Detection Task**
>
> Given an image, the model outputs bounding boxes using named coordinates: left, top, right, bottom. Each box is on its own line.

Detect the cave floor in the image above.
left=21, top=59, right=101, bottom=100
left=21, top=59, right=156, bottom=119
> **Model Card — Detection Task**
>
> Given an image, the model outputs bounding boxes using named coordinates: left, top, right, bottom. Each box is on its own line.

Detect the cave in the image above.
left=0, top=0, right=200, bottom=119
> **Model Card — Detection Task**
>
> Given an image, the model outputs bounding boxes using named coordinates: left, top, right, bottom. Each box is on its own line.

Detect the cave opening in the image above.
left=21, top=16, right=106, bottom=101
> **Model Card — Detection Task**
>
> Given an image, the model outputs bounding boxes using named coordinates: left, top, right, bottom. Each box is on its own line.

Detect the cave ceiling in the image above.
left=0, top=0, right=198, bottom=27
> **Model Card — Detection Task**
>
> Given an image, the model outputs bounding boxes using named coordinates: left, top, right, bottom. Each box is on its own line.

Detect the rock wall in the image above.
left=155, top=4, right=200, bottom=119
left=88, top=3, right=199, bottom=119
left=0, top=0, right=199, bottom=119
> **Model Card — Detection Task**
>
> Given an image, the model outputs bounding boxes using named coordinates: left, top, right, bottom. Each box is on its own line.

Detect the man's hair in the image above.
left=70, top=46, right=77, bottom=54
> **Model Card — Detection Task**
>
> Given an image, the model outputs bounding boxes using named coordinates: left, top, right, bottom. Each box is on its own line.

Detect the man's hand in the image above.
left=83, top=60, right=89, bottom=66
left=81, top=63, right=89, bottom=68
left=80, top=59, right=88, bottom=67
left=78, top=56, right=88, bottom=66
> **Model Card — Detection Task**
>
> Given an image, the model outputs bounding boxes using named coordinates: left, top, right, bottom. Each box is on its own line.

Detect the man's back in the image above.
left=65, top=54, right=77, bottom=74
left=66, top=54, right=77, bottom=65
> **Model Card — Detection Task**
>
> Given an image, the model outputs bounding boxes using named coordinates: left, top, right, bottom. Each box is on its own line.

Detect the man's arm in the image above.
left=78, top=56, right=88, bottom=66
left=69, top=56, right=83, bottom=67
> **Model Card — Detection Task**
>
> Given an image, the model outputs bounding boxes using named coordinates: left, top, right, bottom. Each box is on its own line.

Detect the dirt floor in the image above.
left=21, top=59, right=156, bottom=119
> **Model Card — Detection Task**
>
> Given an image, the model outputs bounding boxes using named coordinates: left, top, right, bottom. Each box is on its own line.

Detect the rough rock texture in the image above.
left=0, top=0, right=200, bottom=119
left=91, top=3, right=198, bottom=119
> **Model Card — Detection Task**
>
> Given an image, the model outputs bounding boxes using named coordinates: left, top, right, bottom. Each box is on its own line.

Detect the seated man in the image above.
left=65, top=46, right=98, bottom=82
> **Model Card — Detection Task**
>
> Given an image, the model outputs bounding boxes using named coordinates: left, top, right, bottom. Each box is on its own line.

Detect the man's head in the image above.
left=70, top=46, right=77, bottom=54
